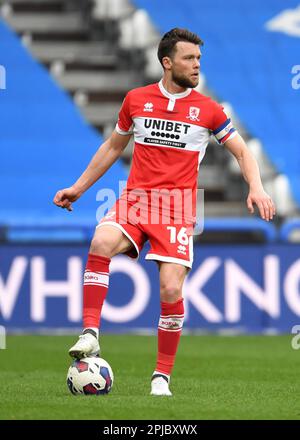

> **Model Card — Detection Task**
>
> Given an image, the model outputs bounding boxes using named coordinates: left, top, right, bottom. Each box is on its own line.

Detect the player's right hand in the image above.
left=53, top=186, right=80, bottom=212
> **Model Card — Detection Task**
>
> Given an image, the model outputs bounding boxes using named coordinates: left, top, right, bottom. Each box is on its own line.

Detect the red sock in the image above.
left=83, top=253, right=111, bottom=329
left=155, top=298, right=184, bottom=376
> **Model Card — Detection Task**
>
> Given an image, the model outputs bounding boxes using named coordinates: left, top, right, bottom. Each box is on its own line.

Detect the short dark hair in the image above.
left=157, top=28, right=204, bottom=67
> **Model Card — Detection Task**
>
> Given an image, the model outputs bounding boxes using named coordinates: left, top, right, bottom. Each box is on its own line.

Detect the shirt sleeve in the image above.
left=211, top=102, right=237, bottom=144
left=115, top=92, right=134, bottom=135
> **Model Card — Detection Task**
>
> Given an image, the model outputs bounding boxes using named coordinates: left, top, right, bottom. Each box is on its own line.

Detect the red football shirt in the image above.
left=116, top=80, right=236, bottom=221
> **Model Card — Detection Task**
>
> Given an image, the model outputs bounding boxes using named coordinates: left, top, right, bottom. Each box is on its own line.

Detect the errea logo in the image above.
left=177, top=245, right=187, bottom=255
left=144, top=102, right=153, bottom=112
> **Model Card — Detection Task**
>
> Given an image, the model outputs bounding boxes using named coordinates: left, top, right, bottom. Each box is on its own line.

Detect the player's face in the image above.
left=169, top=42, right=201, bottom=89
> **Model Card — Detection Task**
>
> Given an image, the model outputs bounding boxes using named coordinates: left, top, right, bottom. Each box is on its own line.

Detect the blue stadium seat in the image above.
left=280, top=218, right=300, bottom=242
left=0, top=20, right=127, bottom=236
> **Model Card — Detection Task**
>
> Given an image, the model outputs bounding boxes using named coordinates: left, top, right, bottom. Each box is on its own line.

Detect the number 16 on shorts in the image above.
left=166, top=226, right=193, bottom=266
left=167, top=226, right=189, bottom=245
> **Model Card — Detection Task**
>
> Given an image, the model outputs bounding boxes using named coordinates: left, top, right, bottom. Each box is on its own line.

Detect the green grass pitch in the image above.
left=0, top=334, right=299, bottom=420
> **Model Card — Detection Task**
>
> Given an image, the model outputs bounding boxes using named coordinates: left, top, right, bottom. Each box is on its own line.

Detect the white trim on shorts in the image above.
left=145, top=253, right=192, bottom=269
left=189, top=235, right=194, bottom=266
left=96, top=221, right=140, bottom=258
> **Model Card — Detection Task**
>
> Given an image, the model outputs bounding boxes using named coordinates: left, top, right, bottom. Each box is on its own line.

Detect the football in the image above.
left=67, top=357, right=114, bottom=395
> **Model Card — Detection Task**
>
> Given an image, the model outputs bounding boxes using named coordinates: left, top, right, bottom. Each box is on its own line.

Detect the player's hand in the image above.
left=247, top=188, right=276, bottom=221
left=53, top=186, right=80, bottom=212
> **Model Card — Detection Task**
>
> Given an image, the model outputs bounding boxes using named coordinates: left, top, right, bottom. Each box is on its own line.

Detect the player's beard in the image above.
left=171, top=70, right=198, bottom=89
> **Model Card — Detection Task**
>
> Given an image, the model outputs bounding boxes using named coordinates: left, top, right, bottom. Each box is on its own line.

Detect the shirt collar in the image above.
left=158, top=79, right=192, bottom=100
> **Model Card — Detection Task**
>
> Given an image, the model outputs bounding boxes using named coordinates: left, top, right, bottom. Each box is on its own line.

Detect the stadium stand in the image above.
left=0, top=0, right=299, bottom=243
left=0, top=14, right=127, bottom=241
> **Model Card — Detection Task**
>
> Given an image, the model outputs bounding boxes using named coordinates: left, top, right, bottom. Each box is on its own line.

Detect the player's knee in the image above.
left=90, top=235, right=114, bottom=258
left=160, top=284, right=182, bottom=303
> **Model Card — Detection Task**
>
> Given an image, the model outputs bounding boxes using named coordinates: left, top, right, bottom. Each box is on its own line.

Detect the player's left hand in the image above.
left=247, top=189, right=276, bottom=221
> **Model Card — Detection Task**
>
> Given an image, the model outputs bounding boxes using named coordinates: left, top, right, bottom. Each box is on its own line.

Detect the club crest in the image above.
left=186, top=106, right=200, bottom=121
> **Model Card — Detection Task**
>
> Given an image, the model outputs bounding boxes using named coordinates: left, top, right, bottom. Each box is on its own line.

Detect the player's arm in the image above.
left=224, top=133, right=276, bottom=221
left=53, top=130, right=131, bottom=211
